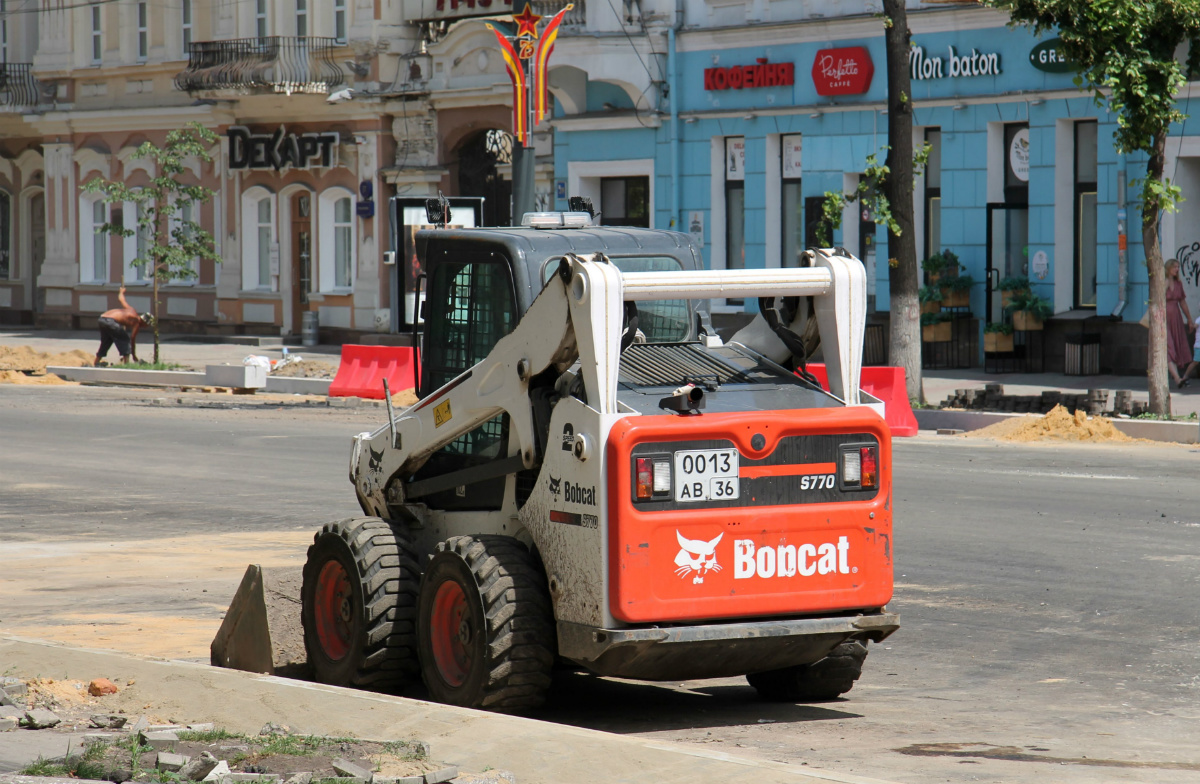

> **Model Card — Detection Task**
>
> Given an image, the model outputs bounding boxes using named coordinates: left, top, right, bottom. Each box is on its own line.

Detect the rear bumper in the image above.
left=558, top=611, right=899, bottom=681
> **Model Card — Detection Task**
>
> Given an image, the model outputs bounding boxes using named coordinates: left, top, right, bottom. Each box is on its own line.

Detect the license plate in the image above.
left=674, top=448, right=739, bottom=502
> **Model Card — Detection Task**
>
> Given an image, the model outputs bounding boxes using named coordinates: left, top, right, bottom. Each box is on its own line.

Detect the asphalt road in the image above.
left=1, top=383, right=1198, bottom=783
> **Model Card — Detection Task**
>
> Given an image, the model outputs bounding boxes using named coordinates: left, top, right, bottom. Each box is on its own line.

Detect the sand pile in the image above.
left=0, top=345, right=94, bottom=373
left=971, top=404, right=1132, bottom=443
left=0, top=369, right=75, bottom=385
left=270, top=359, right=338, bottom=379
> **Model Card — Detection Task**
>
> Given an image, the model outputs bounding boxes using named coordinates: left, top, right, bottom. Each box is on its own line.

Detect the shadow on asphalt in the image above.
left=532, top=670, right=861, bottom=733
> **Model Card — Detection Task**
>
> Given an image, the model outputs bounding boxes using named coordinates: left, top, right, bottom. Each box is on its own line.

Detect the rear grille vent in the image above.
left=618, top=343, right=753, bottom=388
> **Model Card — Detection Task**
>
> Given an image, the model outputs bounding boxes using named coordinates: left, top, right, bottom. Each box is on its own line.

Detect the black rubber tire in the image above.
left=746, top=640, right=869, bottom=702
left=417, top=535, right=555, bottom=711
left=300, top=517, right=421, bottom=692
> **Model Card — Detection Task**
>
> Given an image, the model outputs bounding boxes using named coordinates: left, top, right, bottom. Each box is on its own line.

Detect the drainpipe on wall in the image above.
left=669, top=0, right=684, bottom=230
left=1112, top=153, right=1128, bottom=318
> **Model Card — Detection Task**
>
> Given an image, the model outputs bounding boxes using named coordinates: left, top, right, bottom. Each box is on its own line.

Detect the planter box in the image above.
left=921, top=301, right=942, bottom=315
left=1012, top=311, right=1044, bottom=331
left=941, top=289, right=970, bottom=308
left=1001, top=289, right=1029, bottom=308
left=984, top=332, right=1014, bottom=352
left=206, top=364, right=267, bottom=389
left=923, top=321, right=952, bottom=342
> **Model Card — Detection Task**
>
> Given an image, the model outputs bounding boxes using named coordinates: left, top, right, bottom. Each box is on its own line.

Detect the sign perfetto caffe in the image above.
left=227, top=126, right=340, bottom=171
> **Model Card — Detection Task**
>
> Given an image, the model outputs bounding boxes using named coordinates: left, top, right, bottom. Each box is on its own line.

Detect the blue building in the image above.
left=549, top=4, right=1200, bottom=373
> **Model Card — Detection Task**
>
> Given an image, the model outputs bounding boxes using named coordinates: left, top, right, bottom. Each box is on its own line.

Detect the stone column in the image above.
left=36, top=142, right=77, bottom=299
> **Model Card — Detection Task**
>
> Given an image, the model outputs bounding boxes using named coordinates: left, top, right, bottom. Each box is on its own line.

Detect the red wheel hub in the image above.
left=314, top=559, right=354, bottom=661
left=430, top=579, right=473, bottom=687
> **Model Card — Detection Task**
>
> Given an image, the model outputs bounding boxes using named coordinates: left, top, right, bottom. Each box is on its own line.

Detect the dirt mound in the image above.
left=269, top=359, right=338, bottom=379
left=0, top=346, right=94, bottom=373
left=971, top=405, right=1133, bottom=443
left=0, top=370, right=76, bottom=385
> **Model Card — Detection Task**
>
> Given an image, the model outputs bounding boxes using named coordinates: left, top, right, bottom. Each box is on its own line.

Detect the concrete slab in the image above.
left=263, top=377, right=332, bottom=395
left=47, top=367, right=207, bottom=386
left=0, top=637, right=897, bottom=784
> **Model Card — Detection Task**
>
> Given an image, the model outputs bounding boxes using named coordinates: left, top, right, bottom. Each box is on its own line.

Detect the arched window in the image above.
left=0, top=191, right=11, bottom=280
left=79, top=195, right=108, bottom=283
left=319, top=189, right=355, bottom=292
left=241, top=188, right=276, bottom=291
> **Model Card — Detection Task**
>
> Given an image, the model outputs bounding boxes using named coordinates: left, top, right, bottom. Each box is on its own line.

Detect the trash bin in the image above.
left=301, top=310, right=319, bottom=347
left=1064, top=333, right=1100, bottom=375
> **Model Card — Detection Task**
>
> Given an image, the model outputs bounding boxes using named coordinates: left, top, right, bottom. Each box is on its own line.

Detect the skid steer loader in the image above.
left=300, top=208, right=897, bottom=710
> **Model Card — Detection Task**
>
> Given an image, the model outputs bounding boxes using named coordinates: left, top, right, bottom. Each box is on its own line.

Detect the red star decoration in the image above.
left=512, top=3, right=542, bottom=38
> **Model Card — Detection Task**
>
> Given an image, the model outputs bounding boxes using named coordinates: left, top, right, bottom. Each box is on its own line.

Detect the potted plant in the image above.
left=919, top=285, right=943, bottom=315
left=922, top=249, right=960, bottom=284
left=1006, top=290, right=1053, bottom=331
left=983, top=322, right=1015, bottom=352
left=921, top=311, right=953, bottom=342
left=999, top=276, right=1031, bottom=308
left=940, top=274, right=975, bottom=308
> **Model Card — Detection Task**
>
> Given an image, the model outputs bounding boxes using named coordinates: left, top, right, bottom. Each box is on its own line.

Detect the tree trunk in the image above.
left=1144, top=130, right=1170, bottom=414
left=152, top=264, right=161, bottom=364
left=881, top=0, right=923, bottom=403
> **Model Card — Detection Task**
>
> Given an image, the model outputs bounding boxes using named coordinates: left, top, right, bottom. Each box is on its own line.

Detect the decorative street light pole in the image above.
left=487, top=3, right=572, bottom=224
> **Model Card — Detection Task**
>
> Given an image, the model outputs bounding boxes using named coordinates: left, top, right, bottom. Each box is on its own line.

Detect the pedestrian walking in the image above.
left=1165, top=259, right=1194, bottom=388
left=1185, top=315, right=1200, bottom=384
left=95, top=286, right=151, bottom=367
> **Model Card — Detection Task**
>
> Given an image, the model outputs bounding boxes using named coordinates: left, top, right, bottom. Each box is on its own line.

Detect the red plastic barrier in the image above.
left=328, top=345, right=420, bottom=399
left=801, top=364, right=918, bottom=437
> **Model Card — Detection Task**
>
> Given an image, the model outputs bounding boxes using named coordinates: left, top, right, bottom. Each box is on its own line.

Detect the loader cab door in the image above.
left=412, top=249, right=518, bottom=510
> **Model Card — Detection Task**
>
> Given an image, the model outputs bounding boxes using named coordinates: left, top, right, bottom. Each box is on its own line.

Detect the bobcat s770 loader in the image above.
left=300, top=211, right=897, bottom=710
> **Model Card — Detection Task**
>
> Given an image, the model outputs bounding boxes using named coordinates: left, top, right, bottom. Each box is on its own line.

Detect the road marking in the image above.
left=958, top=468, right=1140, bottom=481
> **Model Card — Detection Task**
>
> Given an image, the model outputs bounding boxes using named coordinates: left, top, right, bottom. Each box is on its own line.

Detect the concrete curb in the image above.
left=915, top=408, right=1199, bottom=443
left=45, top=366, right=333, bottom=396
left=0, top=636, right=898, bottom=784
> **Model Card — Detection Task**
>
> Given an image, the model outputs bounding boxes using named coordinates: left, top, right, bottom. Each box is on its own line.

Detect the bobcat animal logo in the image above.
left=674, top=530, right=724, bottom=584
left=548, top=474, right=562, bottom=499
left=368, top=446, right=385, bottom=476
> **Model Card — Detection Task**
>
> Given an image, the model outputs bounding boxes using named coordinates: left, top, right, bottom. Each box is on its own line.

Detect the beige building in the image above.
left=0, top=0, right=662, bottom=337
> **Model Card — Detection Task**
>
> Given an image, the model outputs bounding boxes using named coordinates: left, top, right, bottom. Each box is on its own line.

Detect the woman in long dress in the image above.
left=1165, top=259, right=1194, bottom=388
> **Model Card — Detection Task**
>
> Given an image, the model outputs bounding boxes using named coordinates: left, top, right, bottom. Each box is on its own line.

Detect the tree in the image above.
left=985, top=0, right=1200, bottom=414
left=84, top=122, right=221, bottom=364
left=881, top=0, right=922, bottom=405
left=816, top=3, right=926, bottom=404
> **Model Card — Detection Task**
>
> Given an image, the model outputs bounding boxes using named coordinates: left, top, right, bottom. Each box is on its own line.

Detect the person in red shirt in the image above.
left=95, top=286, right=151, bottom=366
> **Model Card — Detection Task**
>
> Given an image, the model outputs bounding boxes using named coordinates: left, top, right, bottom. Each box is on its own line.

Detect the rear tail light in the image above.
left=635, top=455, right=672, bottom=501
left=841, top=443, right=878, bottom=489
left=636, top=458, right=653, bottom=499
left=860, top=446, right=878, bottom=489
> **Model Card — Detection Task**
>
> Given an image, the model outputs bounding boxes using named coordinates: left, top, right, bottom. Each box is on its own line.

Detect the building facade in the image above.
left=2, top=0, right=1197, bottom=371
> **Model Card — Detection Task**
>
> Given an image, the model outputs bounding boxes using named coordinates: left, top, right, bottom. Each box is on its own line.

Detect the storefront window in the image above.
left=334, top=197, right=352, bottom=288
left=257, top=198, right=272, bottom=287
left=0, top=192, right=10, bottom=280
left=781, top=134, right=802, bottom=267
left=924, top=128, right=941, bottom=260
left=725, top=136, right=745, bottom=304
left=599, top=176, right=649, bottom=227
left=1075, top=120, right=1098, bottom=308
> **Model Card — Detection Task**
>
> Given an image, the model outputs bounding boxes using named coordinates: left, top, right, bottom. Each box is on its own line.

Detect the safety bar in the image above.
left=619, top=267, right=832, bottom=301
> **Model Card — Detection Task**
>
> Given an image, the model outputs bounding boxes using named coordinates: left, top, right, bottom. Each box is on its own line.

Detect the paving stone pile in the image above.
left=938, top=385, right=1150, bottom=416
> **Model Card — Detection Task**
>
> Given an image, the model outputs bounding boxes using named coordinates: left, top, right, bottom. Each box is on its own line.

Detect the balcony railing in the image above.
left=174, top=37, right=345, bottom=95
left=0, top=63, right=42, bottom=109
left=532, top=0, right=587, bottom=31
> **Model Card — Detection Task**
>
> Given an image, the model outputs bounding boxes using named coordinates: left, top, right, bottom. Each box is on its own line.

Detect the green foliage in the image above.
left=986, top=0, right=1200, bottom=213
left=815, top=144, right=931, bottom=247
left=1004, top=289, right=1054, bottom=320
left=984, top=322, right=1015, bottom=335
left=920, top=311, right=952, bottom=326
left=941, top=273, right=975, bottom=292
left=918, top=285, right=944, bottom=304
left=176, top=728, right=241, bottom=743
left=922, top=249, right=961, bottom=276
left=998, top=275, right=1031, bottom=292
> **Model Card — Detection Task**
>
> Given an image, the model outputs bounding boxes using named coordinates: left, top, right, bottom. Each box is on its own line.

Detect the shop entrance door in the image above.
left=291, top=192, right=312, bottom=333
left=30, top=193, right=45, bottom=313
left=986, top=203, right=1029, bottom=324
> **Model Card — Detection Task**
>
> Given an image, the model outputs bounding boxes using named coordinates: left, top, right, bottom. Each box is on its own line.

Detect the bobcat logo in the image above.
left=361, top=446, right=385, bottom=496
left=674, top=531, right=724, bottom=584
left=368, top=446, right=385, bottom=475
left=548, top=475, right=562, bottom=499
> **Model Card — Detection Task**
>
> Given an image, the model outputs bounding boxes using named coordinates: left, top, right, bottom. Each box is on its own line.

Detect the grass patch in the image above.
left=20, top=758, right=72, bottom=777
left=120, top=360, right=187, bottom=371
left=21, top=742, right=112, bottom=779
left=381, top=741, right=427, bottom=762
left=178, top=728, right=243, bottom=743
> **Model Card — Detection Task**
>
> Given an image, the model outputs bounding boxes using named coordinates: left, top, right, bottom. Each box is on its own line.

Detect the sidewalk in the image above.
left=0, top=637, right=897, bottom=784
